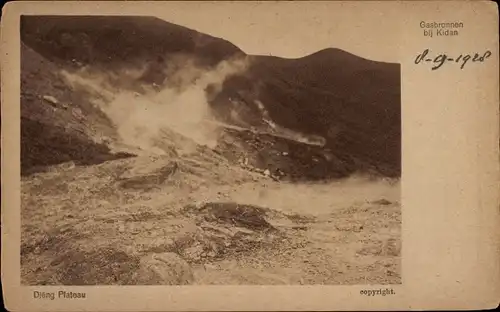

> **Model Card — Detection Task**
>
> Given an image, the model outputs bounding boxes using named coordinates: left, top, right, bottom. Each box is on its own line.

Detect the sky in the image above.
left=156, top=1, right=401, bottom=63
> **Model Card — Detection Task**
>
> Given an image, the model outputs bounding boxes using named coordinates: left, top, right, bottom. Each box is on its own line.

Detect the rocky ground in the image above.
left=21, top=150, right=401, bottom=285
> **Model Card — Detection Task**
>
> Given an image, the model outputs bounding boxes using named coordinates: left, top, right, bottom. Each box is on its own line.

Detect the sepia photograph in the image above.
left=3, top=1, right=499, bottom=310
left=19, top=14, right=401, bottom=286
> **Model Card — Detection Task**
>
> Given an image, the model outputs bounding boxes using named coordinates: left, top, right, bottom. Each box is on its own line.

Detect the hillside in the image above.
left=21, top=15, right=244, bottom=86
left=20, top=15, right=400, bottom=180
left=215, top=49, right=401, bottom=178
left=20, top=42, right=134, bottom=174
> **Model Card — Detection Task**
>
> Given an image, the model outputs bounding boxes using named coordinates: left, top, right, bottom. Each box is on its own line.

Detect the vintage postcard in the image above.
left=1, top=0, right=499, bottom=311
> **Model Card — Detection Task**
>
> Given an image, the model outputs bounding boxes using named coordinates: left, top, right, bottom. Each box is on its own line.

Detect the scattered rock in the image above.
left=357, top=238, right=400, bottom=257
left=269, top=174, right=280, bottom=182
left=382, top=238, right=401, bottom=256
left=183, top=244, right=205, bottom=261
left=334, top=223, right=364, bottom=232
left=356, top=242, right=383, bottom=256
left=216, top=191, right=230, bottom=199
left=42, top=95, right=59, bottom=105
left=100, top=136, right=111, bottom=145
left=263, top=169, right=271, bottom=177
left=200, top=202, right=276, bottom=232
left=52, top=247, right=141, bottom=285
left=372, top=199, right=392, bottom=206
left=21, top=90, right=36, bottom=98
left=57, top=161, right=76, bottom=170
left=117, top=161, right=178, bottom=190
left=178, top=202, right=286, bottom=262
left=199, top=222, right=234, bottom=236
left=134, top=252, right=194, bottom=285
left=195, top=201, right=206, bottom=209
left=207, top=250, right=217, bottom=258
left=118, top=224, right=126, bottom=233
left=204, top=263, right=217, bottom=270
left=72, top=108, right=85, bottom=120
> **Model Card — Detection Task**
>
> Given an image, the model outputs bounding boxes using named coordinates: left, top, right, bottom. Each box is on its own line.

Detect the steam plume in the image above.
left=61, top=55, right=251, bottom=154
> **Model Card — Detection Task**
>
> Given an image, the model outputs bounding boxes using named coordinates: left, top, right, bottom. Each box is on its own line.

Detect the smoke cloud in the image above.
left=253, top=100, right=326, bottom=147
left=60, top=55, right=251, bottom=155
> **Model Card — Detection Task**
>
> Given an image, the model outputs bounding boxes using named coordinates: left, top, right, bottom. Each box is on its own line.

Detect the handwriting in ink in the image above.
left=415, top=49, right=492, bottom=70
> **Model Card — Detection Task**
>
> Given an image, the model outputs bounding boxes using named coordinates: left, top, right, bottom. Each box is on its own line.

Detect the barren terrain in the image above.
left=21, top=155, right=400, bottom=285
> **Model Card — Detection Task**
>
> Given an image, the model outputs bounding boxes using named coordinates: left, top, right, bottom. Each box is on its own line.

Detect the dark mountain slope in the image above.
left=20, top=42, right=133, bottom=175
left=216, top=50, right=401, bottom=177
left=20, top=15, right=400, bottom=179
left=20, top=15, right=244, bottom=85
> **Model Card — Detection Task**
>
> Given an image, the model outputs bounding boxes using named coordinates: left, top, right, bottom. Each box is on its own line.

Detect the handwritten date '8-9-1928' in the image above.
left=415, top=49, right=492, bottom=70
